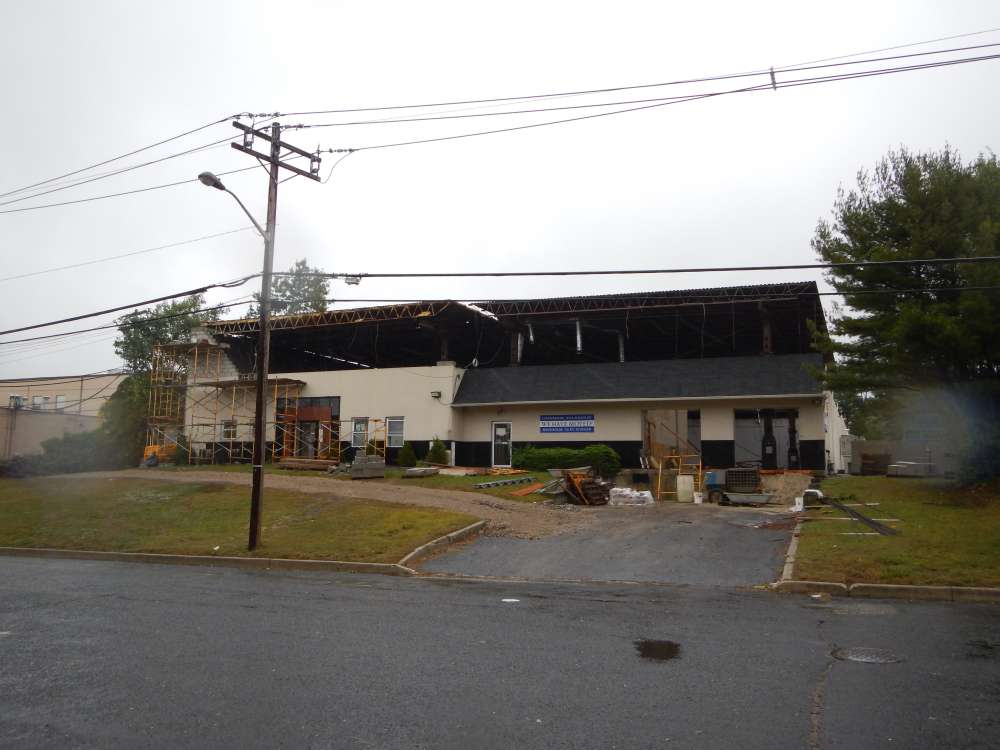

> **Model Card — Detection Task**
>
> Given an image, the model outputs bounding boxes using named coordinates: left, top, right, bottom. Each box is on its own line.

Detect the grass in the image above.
left=164, top=463, right=548, bottom=502
left=794, top=476, right=1000, bottom=587
left=0, top=477, right=476, bottom=563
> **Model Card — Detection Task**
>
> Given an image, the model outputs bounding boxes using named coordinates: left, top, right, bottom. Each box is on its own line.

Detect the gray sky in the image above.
left=1, top=0, right=997, bottom=378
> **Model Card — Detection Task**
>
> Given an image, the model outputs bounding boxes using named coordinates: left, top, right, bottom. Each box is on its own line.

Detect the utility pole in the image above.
left=228, top=121, right=321, bottom=550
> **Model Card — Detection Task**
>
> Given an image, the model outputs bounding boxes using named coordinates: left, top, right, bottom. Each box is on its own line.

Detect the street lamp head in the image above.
left=198, top=171, right=226, bottom=190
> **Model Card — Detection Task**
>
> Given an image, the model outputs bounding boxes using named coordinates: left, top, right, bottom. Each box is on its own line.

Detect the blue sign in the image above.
left=539, top=414, right=595, bottom=433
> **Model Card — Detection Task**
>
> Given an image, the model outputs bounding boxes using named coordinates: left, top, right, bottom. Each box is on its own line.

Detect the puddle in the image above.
left=635, top=639, right=681, bottom=661
left=831, top=646, right=901, bottom=664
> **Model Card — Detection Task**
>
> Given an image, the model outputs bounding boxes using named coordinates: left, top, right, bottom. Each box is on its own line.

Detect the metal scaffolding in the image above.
left=145, top=341, right=386, bottom=466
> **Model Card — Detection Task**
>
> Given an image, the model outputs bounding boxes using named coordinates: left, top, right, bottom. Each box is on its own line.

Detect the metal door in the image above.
left=491, top=422, right=512, bottom=467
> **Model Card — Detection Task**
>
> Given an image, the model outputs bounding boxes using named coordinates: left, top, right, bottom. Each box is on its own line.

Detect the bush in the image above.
left=0, top=429, right=125, bottom=478
left=512, top=444, right=621, bottom=478
left=397, top=442, right=418, bottom=467
left=426, top=437, right=448, bottom=465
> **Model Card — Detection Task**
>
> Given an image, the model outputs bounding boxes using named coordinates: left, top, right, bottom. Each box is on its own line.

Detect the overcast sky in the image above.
left=1, top=0, right=997, bottom=378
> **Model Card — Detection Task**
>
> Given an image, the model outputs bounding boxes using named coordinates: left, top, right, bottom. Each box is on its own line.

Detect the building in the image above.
left=0, top=372, right=125, bottom=418
left=146, top=282, right=849, bottom=472
left=0, top=371, right=125, bottom=458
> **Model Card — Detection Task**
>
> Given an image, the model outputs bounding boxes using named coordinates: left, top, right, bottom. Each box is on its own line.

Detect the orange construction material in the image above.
left=511, top=482, right=546, bottom=496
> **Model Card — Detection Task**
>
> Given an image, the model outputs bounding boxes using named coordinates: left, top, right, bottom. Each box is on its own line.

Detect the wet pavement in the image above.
left=3, top=556, right=998, bottom=749
left=421, top=502, right=794, bottom=585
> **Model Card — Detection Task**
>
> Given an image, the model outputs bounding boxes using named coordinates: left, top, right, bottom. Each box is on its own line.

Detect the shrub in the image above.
left=426, top=437, right=448, bottom=465
left=513, top=444, right=621, bottom=478
left=0, top=429, right=125, bottom=478
left=397, top=441, right=418, bottom=467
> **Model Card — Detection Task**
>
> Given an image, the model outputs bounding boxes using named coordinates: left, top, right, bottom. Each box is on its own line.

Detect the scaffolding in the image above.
left=655, top=453, right=704, bottom=500
left=145, top=341, right=387, bottom=466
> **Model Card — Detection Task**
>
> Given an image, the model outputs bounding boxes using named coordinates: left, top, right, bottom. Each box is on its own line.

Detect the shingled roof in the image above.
left=452, top=353, right=824, bottom=405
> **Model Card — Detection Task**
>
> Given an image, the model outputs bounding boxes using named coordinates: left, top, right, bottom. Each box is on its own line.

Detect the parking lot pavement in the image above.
left=420, top=502, right=795, bottom=585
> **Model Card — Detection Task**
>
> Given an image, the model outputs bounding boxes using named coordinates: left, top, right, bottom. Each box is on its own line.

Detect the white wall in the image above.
left=823, top=390, right=851, bottom=473
left=279, top=363, right=462, bottom=442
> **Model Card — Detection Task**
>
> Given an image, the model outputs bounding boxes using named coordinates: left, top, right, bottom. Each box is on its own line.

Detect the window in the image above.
left=387, top=417, right=404, bottom=448
left=222, top=420, right=237, bottom=440
left=352, top=417, right=368, bottom=448
left=55, top=395, right=67, bottom=411
left=31, top=396, right=43, bottom=410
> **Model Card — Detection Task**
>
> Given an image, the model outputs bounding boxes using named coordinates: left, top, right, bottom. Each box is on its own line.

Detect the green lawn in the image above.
left=166, top=463, right=548, bottom=502
left=0, top=477, right=476, bottom=563
left=795, top=476, right=1000, bottom=587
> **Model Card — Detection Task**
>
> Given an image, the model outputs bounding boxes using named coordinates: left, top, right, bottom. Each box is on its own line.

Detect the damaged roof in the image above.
left=452, top=353, right=824, bottom=405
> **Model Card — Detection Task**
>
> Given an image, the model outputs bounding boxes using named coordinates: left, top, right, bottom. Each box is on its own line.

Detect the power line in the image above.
left=7, top=281, right=997, bottom=348
left=308, top=286, right=1000, bottom=303
left=0, top=368, right=123, bottom=386
left=0, top=278, right=255, bottom=337
left=0, top=115, right=244, bottom=200
left=291, top=43, right=1000, bottom=130
left=276, top=30, right=1000, bottom=118
left=291, top=254, right=1000, bottom=280
left=307, top=52, right=1000, bottom=154
left=0, top=227, right=255, bottom=283
left=0, top=297, right=255, bottom=346
left=0, top=164, right=259, bottom=215
left=0, top=137, right=233, bottom=209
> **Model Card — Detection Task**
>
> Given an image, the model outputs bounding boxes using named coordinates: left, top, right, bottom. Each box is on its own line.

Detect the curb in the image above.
left=773, top=580, right=849, bottom=596
left=779, top=518, right=803, bottom=582
left=0, top=546, right=413, bottom=576
left=398, top=520, right=487, bottom=568
left=770, top=577, right=1000, bottom=603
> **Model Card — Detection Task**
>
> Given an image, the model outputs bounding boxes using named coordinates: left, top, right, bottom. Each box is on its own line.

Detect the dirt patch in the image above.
left=762, top=473, right=814, bottom=506
left=72, top=469, right=597, bottom=539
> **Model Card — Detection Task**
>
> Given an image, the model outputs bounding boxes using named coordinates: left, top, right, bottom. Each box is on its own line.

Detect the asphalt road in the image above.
left=2, top=557, right=998, bottom=749
left=422, top=503, right=793, bottom=585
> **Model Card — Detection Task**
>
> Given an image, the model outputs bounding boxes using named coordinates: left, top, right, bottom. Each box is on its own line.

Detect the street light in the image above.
left=198, top=169, right=276, bottom=551
left=197, top=172, right=266, bottom=239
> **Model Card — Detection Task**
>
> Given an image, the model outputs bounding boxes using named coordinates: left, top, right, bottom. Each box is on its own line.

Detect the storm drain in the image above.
left=831, top=646, right=902, bottom=664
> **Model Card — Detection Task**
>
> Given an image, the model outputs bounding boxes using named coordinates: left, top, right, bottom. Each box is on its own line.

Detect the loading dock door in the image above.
left=734, top=412, right=793, bottom=468
left=492, top=422, right=512, bottom=467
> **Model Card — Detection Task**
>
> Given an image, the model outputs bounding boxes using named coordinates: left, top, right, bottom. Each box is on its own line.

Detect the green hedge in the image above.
left=512, top=444, right=621, bottom=478
left=396, top=442, right=418, bottom=467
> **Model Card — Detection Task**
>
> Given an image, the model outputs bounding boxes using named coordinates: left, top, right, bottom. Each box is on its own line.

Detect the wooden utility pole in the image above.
left=230, top=121, right=321, bottom=550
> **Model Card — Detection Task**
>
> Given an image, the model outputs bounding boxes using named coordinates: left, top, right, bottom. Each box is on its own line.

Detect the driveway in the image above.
left=420, top=503, right=795, bottom=586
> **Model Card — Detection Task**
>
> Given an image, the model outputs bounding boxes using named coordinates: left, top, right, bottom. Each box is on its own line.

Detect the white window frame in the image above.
left=352, top=417, right=369, bottom=448
left=31, top=396, right=44, bottom=410
left=55, top=395, right=67, bottom=411
left=386, top=417, right=404, bottom=448
left=222, top=419, right=237, bottom=440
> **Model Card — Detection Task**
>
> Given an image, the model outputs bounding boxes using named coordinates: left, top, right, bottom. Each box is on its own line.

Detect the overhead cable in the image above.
left=0, top=115, right=243, bottom=200
left=0, top=278, right=256, bottom=337
left=0, top=227, right=255, bottom=283
left=286, top=254, right=1000, bottom=280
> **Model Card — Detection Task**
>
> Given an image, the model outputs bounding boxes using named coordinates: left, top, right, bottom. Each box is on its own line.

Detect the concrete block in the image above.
left=403, top=467, right=440, bottom=478
left=773, top=580, right=849, bottom=596
left=849, top=583, right=953, bottom=601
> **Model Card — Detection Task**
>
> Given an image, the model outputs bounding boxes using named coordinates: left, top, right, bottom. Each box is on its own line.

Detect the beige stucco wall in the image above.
left=0, top=373, right=124, bottom=418
left=282, top=363, right=462, bottom=442
left=1, top=407, right=100, bottom=457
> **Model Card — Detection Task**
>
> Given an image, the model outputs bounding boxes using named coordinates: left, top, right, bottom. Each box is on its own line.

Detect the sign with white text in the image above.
left=539, top=414, right=595, bottom=433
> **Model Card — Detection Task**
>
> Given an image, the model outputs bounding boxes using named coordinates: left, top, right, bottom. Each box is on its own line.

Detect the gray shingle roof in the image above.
left=452, top=354, right=824, bottom=405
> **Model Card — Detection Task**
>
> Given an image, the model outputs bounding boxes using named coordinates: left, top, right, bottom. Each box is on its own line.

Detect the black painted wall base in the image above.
left=701, top=440, right=735, bottom=469
left=799, top=440, right=825, bottom=471
left=454, top=440, right=643, bottom=468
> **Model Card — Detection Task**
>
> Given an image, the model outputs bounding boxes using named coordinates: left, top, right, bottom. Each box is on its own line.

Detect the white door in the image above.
left=491, top=422, right=512, bottom=467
